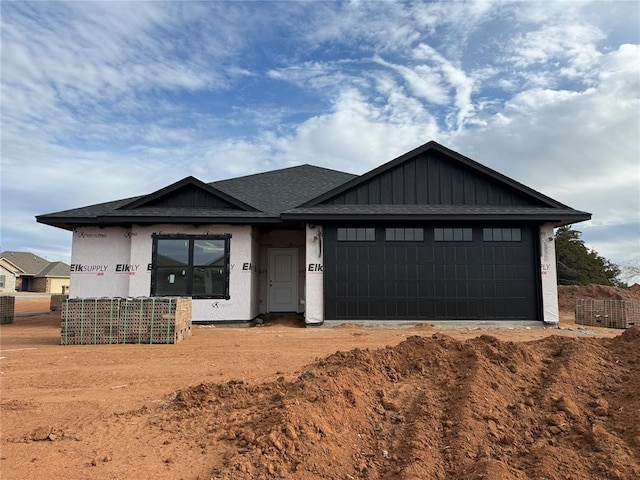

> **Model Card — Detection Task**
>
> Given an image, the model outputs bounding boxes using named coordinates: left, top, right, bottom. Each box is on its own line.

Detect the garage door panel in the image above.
left=418, top=282, right=433, bottom=297
left=324, top=226, right=538, bottom=321
left=468, top=282, right=483, bottom=297
left=419, top=301, right=434, bottom=318
left=485, top=265, right=495, bottom=280
left=454, top=246, right=467, bottom=262
left=468, top=265, right=482, bottom=280
left=435, top=300, right=447, bottom=317
left=456, top=283, right=468, bottom=297
left=445, top=264, right=456, bottom=279
left=384, top=280, right=397, bottom=296
left=417, top=264, right=431, bottom=279
left=356, top=264, right=369, bottom=280
left=418, top=248, right=433, bottom=263
left=370, top=264, right=384, bottom=280
left=336, top=264, right=347, bottom=281
left=407, top=265, right=418, bottom=281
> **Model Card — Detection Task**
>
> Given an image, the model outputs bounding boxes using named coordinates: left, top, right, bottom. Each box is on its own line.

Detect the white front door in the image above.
left=268, top=248, right=298, bottom=312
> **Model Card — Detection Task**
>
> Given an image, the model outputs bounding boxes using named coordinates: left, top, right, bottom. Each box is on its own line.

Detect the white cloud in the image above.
left=268, top=87, right=439, bottom=173
left=267, top=61, right=367, bottom=92
left=452, top=42, right=639, bottom=264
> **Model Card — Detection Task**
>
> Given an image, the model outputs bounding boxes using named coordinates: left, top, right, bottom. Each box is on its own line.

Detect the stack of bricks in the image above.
left=119, top=297, right=192, bottom=344
left=575, top=299, right=639, bottom=329
left=61, top=297, right=192, bottom=345
left=1, top=296, right=15, bottom=324
left=61, top=298, right=121, bottom=345
left=50, top=294, right=69, bottom=312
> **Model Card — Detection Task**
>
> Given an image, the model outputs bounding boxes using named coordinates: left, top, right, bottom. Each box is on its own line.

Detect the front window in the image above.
left=152, top=234, right=231, bottom=299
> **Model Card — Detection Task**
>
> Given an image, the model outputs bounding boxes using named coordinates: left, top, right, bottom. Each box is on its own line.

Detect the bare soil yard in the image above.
left=1, top=286, right=639, bottom=479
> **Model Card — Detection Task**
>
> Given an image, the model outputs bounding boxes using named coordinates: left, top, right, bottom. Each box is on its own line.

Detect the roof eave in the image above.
left=282, top=212, right=592, bottom=223
left=37, top=215, right=287, bottom=229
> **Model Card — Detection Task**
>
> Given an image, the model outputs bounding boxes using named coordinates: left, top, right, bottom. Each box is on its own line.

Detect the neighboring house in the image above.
left=0, top=251, right=70, bottom=294
left=36, top=141, right=590, bottom=325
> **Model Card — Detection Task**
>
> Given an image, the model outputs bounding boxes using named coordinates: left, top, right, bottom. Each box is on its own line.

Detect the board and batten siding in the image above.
left=325, top=152, right=539, bottom=207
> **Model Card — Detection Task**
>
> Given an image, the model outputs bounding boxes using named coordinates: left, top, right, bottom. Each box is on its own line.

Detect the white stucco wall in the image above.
left=539, top=223, right=559, bottom=324
left=70, top=227, right=131, bottom=297
left=304, top=224, right=324, bottom=325
left=70, top=224, right=258, bottom=322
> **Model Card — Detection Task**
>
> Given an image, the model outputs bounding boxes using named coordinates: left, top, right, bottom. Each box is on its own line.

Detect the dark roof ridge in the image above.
left=210, top=163, right=352, bottom=186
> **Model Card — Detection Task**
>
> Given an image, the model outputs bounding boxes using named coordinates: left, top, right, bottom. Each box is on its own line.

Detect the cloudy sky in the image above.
left=1, top=1, right=639, bottom=278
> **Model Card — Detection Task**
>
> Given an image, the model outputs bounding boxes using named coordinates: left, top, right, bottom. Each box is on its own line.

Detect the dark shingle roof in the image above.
left=40, top=197, right=141, bottom=218
left=212, top=165, right=357, bottom=213
left=36, top=165, right=357, bottom=229
left=35, top=143, right=590, bottom=229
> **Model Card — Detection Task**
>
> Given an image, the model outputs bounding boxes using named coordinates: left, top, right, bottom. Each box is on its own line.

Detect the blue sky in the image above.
left=1, top=1, right=639, bottom=281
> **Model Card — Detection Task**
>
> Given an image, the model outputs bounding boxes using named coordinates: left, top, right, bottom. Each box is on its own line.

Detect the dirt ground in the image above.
left=1, top=286, right=639, bottom=480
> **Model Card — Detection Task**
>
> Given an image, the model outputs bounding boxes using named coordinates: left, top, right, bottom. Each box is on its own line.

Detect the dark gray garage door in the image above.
left=324, top=226, right=539, bottom=321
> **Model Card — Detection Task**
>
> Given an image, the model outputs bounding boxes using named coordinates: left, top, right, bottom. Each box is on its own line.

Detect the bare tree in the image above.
left=620, top=260, right=640, bottom=285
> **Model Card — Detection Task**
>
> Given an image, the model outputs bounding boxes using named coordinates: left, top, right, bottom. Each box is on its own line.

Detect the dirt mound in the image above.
left=558, top=284, right=640, bottom=312
left=151, top=328, right=640, bottom=480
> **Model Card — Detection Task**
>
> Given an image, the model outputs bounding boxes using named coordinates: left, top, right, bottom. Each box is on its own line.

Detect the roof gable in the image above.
left=0, top=251, right=49, bottom=275
left=302, top=141, right=568, bottom=209
left=0, top=257, right=24, bottom=274
left=37, top=261, right=70, bottom=277
left=118, top=176, right=257, bottom=211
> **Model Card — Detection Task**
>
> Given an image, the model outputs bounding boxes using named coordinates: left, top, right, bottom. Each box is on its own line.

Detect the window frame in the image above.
left=151, top=233, right=231, bottom=299
left=434, top=227, right=473, bottom=242
left=483, top=228, right=522, bottom=242
left=385, top=227, right=424, bottom=242
left=336, top=227, right=376, bottom=242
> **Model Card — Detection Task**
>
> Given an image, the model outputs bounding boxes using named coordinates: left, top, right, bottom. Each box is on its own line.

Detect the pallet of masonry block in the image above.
left=575, top=299, right=639, bottom=329
left=604, top=299, right=639, bottom=329
left=61, top=298, right=121, bottom=345
left=1, top=296, right=15, bottom=324
left=61, top=297, right=191, bottom=345
left=119, top=297, right=191, bottom=344
left=50, top=294, right=69, bottom=312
